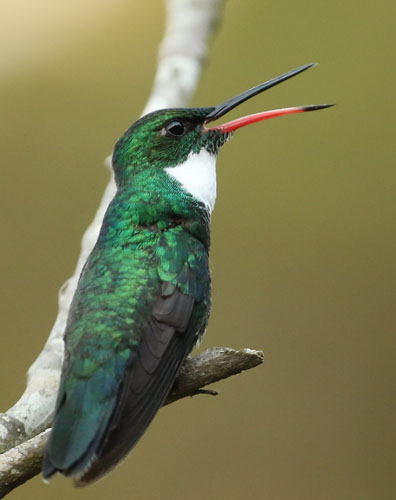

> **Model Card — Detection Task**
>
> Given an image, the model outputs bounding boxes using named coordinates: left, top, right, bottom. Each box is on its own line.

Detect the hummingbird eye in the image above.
left=164, top=120, right=186, bottom=137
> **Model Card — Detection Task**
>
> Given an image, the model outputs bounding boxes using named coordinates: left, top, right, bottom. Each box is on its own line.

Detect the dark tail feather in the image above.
left=42, top=361, right=123, bottom=481
left=75, top=317, right=196, bottom=485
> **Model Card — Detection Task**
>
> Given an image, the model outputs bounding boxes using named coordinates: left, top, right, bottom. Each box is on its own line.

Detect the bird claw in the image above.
left=192, top=388, right=218, bottom=397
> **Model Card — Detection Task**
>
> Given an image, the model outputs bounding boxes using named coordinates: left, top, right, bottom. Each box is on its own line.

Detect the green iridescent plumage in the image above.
left=43, top=108, right=221, bottom=484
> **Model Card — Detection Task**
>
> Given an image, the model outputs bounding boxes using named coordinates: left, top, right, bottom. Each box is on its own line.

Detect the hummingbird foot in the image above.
left=190, top=388, right=218, bottom=397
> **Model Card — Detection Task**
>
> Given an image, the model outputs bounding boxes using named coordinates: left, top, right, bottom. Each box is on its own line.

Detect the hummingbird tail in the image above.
left=42, top=351, right=126, bottom=482
left=43, top=284, right=200, bottom=485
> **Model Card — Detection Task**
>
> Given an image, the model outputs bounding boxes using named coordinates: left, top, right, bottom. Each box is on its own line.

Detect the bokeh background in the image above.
left=1, top=1, right=395, bottom=499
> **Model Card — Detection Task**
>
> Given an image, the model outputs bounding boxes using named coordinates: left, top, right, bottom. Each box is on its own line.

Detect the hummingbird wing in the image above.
left=77, top=281, right=200, bottom=485
left=43, top=230, right=210, bottom=485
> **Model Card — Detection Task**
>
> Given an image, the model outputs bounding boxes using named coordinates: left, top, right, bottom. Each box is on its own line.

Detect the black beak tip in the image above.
left=304, top=103, right=335, bottom=111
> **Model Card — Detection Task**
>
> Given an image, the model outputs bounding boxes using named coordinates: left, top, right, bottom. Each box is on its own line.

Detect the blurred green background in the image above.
left=1, top=1, right=395, bottom=499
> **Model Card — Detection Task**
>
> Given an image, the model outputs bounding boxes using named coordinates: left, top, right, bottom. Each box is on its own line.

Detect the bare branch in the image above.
left=0, top=348, right=263, bottom=497
left=166, top=347, right=264, bottom=404
left=0, top=430, right=50, bottom=498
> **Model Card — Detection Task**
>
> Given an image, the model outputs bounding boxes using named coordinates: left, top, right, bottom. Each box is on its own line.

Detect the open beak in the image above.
left=204, top=63, right=333, bottom=133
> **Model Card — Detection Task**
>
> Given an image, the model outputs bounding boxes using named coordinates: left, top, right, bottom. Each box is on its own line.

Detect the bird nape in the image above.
left=42, top=63, right=332, bottom=486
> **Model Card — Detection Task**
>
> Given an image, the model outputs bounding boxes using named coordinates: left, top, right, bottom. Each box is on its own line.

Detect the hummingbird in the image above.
left=42, top=63, right=332, bottom=485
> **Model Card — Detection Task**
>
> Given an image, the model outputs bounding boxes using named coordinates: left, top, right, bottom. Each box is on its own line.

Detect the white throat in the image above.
left=165, top=149, right=217, bottom=212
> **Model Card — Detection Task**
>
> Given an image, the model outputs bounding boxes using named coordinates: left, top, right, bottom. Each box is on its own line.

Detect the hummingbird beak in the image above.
left=204, top=63, right=333, bottom=133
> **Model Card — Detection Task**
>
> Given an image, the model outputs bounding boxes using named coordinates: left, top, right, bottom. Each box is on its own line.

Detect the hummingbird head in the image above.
left=112, top=63, right=333, bottom=213
left=113, top=106, right=229, bottom=173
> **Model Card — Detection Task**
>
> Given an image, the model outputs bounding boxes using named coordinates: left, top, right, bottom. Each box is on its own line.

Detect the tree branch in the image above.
left=0, top=347, right=263, bottom=497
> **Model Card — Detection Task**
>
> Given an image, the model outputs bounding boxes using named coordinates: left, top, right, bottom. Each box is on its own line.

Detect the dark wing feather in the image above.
left=43, top=227, right=210, bottom=484
left=75, top=284, right=199, bottom=485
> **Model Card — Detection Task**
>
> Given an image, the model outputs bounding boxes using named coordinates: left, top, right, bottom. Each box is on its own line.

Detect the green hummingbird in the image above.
left=42, top=63, right=332, bottom=485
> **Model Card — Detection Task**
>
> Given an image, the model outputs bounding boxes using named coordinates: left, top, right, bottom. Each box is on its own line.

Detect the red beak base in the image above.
left=206, top=104, right=333, bottom=134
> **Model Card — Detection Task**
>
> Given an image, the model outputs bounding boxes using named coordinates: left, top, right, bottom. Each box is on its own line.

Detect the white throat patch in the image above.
left=165, top=149, right=217, bottom=212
